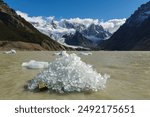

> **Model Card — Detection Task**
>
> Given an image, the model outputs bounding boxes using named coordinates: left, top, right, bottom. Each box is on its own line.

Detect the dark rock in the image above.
left=63, top=31, right=94, bottom=48
left=99, top=1, right=150, bottom=51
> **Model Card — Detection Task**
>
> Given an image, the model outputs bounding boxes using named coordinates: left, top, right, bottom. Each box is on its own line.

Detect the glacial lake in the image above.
left=0, top=51, right=150, bottom=100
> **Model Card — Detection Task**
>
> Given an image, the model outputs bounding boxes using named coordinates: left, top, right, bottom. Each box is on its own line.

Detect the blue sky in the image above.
left=4, top=0, right=150, bottom=21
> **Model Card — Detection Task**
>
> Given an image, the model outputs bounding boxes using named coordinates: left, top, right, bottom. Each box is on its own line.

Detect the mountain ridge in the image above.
left=29, top=18, right=111, bottom=48
left=99, top=1, right=150, bottom=51
left=0, top=0, right=72, bottom=51
left=16, top=11, right=126, bottom=49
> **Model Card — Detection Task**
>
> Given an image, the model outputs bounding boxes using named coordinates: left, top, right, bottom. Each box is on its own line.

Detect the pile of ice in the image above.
left=27, top=51, right=110, bottom=93
left=22, top=60, right=49, bottom=69
left=4, top=49, right=16, bottom=54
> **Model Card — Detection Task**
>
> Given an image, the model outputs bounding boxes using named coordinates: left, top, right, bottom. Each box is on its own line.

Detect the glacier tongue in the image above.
left=27, top=51, right=110, bottom=93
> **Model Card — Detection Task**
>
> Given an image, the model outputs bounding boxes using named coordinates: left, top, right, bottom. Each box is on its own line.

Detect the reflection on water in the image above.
left=0, top=51, right=150, bottom=100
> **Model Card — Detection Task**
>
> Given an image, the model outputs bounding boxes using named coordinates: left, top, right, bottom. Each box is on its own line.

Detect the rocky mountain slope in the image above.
left=60, top=19, right=111, bottom=42
left=99, top=1, right=150, bottom=51
left=63, top=31, right=94, bottom=48
left=0, top=0, right=71, bottom=50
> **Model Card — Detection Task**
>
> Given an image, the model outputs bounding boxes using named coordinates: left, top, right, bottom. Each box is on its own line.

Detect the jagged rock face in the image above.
left=61, top=20, right=111, bottom=40
left=60, top=21, right=111, bottom=48
left=0, top=1, right=70, bottom=50
left=63, top=31, right=94, bottom=48
left=82, top=24, right=111, bottom=40
left=126, top=1, right=150, bottom=26
left=61, top=20, right=87, bottom=32
left=99, top=1, right=150, bottom=51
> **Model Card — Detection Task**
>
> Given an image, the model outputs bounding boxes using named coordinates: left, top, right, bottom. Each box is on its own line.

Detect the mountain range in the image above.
left=1, top=0, right=150, bottom=51
left=16, top=11, right=125, bottom=49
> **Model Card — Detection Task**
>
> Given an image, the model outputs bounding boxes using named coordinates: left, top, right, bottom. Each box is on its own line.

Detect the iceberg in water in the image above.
left=4, top=49, right=16, bottom=54
left=22, top=60, right=49, bottom=69
left=27, top=51, right=110, bottom=93
left=53, top=52, right=61, bottom=56
left=53, top=51, right=67, bottom=56
left=79, top=51, right=92, bottom=56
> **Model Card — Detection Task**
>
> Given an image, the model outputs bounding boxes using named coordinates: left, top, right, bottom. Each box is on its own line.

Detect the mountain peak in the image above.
left=63, top=31, right=94, bottom=48
left=126, top=1, right=150, bottom=26
left=100, top=1, right=150, bottom=51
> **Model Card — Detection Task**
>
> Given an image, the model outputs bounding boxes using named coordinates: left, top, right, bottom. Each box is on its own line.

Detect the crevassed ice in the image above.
left=28, top=51, right=110, bottom=93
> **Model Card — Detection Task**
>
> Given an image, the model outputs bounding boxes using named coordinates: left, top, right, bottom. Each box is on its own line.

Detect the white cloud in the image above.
left=100, top=18, right=126, bottom=33
left=16, top=11, right=55, bottom=26
left=60, top=18, right=100, bottom=28
left=16, top=11, right=44, bottom=23
left=16, top=10, right=126, bottom=34
left=16, top=10, right=126, bottom=45
left=59, top=18, right=126, bottom=33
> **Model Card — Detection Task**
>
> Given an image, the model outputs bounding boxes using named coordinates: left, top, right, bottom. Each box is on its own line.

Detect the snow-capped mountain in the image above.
left=63, top=31, right=94, bottom=48
left=126, top=1, right=150, bottom=26
left=29, top=17, right=111, bottom=46
left=59, top=18, right=111, bottom=42
left=16, top=11, right=125, bottom=48
left=100, top=1, right=150, bottom=50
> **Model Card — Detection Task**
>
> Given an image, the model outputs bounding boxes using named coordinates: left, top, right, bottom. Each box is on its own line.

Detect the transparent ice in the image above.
left=28, top=51, right=110, bottom=93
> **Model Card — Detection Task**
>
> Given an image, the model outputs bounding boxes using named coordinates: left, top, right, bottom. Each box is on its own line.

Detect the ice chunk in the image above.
left=4, top=49, right=16, bottom=54
left=22, top=60, right=49, bottom=69
left=53, top=51, right=69, bottom=56
left=53, top=52, right=61, bottom=56
left=27, top=51, right=110, bottom=93
left=79, top=52, right=92, bottom=56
